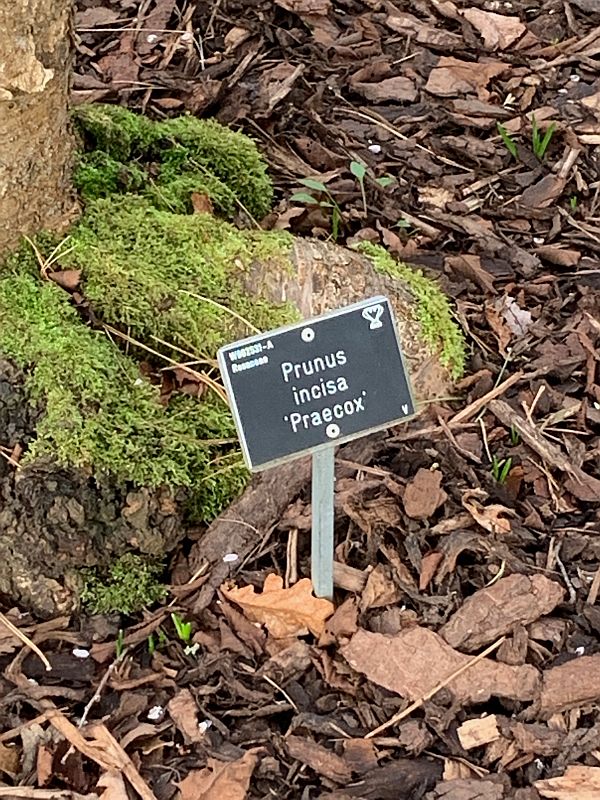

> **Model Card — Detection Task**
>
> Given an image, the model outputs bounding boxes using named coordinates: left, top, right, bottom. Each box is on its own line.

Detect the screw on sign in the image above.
left=218, top=296, right=415, bottom=598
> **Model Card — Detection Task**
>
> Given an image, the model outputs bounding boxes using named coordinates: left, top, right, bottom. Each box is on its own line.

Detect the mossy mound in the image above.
left=0, top=198, right=298, bottom=520
left=72, top=104, right=274, bottom=220
left=0, top=104, right=466, bottom=535
left=356, top=242, right=465, bottom=378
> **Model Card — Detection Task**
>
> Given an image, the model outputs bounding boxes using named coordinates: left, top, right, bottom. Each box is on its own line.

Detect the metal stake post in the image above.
left=311, top=446, right=335, bottom=599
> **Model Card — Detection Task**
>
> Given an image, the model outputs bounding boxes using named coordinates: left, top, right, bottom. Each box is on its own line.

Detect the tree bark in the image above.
left=0, top=0, right=76, bottom=254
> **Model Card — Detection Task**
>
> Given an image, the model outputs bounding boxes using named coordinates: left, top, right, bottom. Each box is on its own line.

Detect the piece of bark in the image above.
left=457, top=715, right=500, bottom=750
left=403, top=468, right=447, bottom=519
left=425, top=778, right=505, bottom=799
left=440, top=574, right=564, bottom=652
left=509, top=721, right=564, bottom=757
left=535, top=765, right=600, bottom=799
left=539, top=654, right=600, bottom=718
left=321, top=758, right=442, bottom=799
left=341, top=627, right=540, bottom=706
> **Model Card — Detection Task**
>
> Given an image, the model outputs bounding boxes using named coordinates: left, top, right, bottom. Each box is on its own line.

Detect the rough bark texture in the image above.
left=0, top=363, right=183, bottom=617
left=248, top=238, right=454, bottom=400
left=0, top=0, right=76, bottom=253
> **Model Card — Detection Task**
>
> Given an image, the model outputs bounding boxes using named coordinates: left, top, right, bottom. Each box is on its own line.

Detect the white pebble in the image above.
left=146, top=34, right=158, bottom=44
left=198, top=719, right=212, bottom=734
left=147, top=705, right=164, bottom=720
left=533, top=237, right=545, bottom=245
left=368, top=144, right=382, bottom=154
left=570, top=74, right=581, bottom=83
left=72, top=648, right=90, bottom=659
left=223, top=553, right=239, bottom=563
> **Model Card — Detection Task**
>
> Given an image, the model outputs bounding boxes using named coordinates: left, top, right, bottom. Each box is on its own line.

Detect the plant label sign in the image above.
left=218, top=296, right=415, bottom=471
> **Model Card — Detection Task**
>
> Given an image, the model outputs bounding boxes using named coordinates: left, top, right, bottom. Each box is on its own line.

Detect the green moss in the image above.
left=80, top=553, right=167, bottom=614
left=356, top=242, right=466, bottom=378
left=60, top=195, right=296, bottom=359
left=72, top=104, right=274, bottom=219
left=0, top=196, right=297, bottom=520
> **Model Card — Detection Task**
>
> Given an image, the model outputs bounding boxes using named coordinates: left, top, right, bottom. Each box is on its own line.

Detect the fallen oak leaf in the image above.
left=178, top=749, right=262, bottom=800
left=221, top=574, right=334, bottom=638
left=461, top=489, right=514, bottom=534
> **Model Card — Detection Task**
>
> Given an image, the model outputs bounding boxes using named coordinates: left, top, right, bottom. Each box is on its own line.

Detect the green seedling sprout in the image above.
left=491, top=455, right=513, bottom=484
left=376, top=175, right=394, bottom=188
left=290, top=177, right=343, bottom=241
left=148, top=632, right=156, bottom=656
left=569, top=195, right=578, bottom=211
left=171, top=612, right=192, bottom=644
left=510, top=424, right=520, bottom=446
left=350, top=160, right=368, bottom=215
left=531, top=115, right=556, bottom=160
left=115, top=628, right=125, bottom=660
left=497, top=123, right=518, bottom=159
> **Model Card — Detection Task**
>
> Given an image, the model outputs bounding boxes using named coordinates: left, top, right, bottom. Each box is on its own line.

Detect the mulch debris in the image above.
left=2, top=0, right=600, bottom=798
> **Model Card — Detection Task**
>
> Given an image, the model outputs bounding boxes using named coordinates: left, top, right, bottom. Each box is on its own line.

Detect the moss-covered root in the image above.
left=357, top=242, right=466, bottom=378
left=72, top=104, right=274, bottom=219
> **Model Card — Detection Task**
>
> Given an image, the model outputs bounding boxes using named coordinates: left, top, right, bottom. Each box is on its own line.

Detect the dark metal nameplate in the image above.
left=218, top=296, right=415, bottom=470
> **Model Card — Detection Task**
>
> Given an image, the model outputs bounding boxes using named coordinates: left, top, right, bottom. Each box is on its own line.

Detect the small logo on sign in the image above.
left=362, top=304, right=384, bottom=330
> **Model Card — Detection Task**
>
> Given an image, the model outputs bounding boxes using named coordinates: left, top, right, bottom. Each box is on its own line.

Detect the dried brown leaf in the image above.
left=461, top=9, right=526, bottom=51
left=352, top=77, right=417, bottom=103
left=419, top=551, right=443, bottom=591
left=425, top=57, right=509, bottom=100
left=535, top=765, right=600, bottom=799
left=178, top=749, right=261, bottom=800
left=440, top=574, right=564, bottom=651
left=0, top=741, right=19, bottom=777
left=286, top=736, right=351, bottom=783
left=191, top=193, right=214, bottom=215
left=275, top=0, right=330, bottom=15
left=462, top=490, right=513, bottom=535
left=360, top=565, right=402, bottom=611
left=221, top=574, right=334, bottom=638
left=429, top=778, right=505, bottom=799
left=540, top=654, right=600, bottom=718
left=48, top=270, right=81, bottom=291
left=341, top=627, right=540, bottom=706
left=96, top=771, right=129, bottom=800
left=446, top=254, right=497, bottom=294
left=167, top=688, right=204, bottom=744
left=403, top=468, right=447, bottom=519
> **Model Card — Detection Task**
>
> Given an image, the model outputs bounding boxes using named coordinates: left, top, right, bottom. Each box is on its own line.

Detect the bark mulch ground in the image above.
left=1, top=1, right=600, bottom=798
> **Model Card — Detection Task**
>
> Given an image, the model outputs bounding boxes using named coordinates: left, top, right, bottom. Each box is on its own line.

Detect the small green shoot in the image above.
left=376, top=175, right=394, bottom=188
left=171, top=612, right=192, bottom=644
left=290, top=177, right=343, bottom=241
left=115, top=628, right=125, bottom=660
left=497, top=123, right=518, bottom=159
left=491, top=455, right=513, bottom=484
left=147, top=633, right=156, bottom=656
left=510, top=425, right=520, bottom=446
left=569, top=195, right=578, bottom=211
left=350, top=160, right=368, bottom=215
left=531, top=115, right=556, bottom=160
